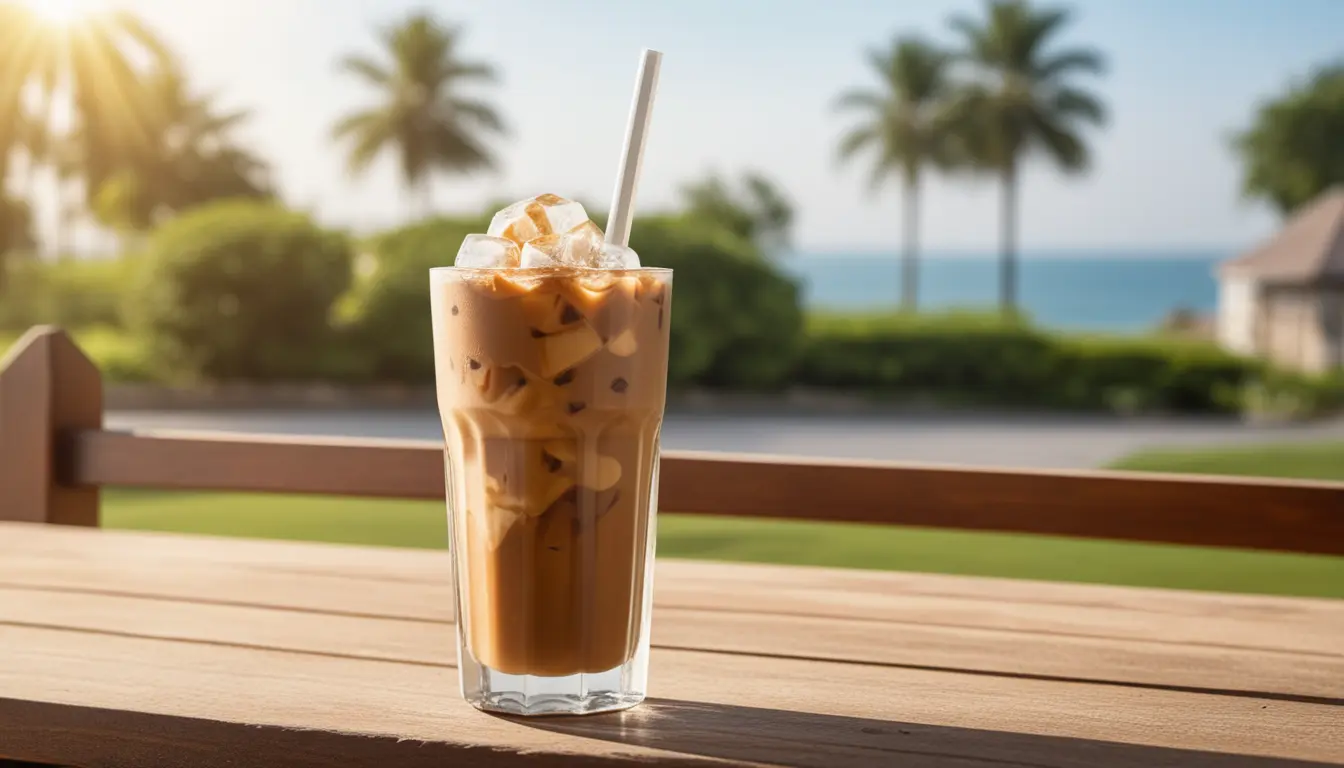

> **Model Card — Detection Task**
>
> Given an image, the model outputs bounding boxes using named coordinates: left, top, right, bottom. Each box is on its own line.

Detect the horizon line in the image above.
left=786, top=246, right=1242, bottom=258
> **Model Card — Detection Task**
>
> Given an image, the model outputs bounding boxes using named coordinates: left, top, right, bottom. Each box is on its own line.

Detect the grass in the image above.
left=1109, top=440, right=1344, bottom=482
left=101, top=487, right=1344, bottom=599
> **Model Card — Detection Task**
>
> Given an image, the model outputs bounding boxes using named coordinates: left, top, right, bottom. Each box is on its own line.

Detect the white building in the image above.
left=1217, top=188, right=1344, bottom=374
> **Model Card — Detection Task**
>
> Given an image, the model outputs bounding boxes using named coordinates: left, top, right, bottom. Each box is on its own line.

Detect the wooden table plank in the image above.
left=2, top=584, right=1340, bottom=702
left=2, top=522, right=1342, bottom=767
left=5, top=550, right=1338, bottom=660
left=656, top=561, right=1344, bottom=657
left=2, top=624, right=1340, bottom=767
left=5, top=519, right=1335, bottom=625
left=3, top=523, right=1341, bottom=656
left=1, top=524, right=1341, bottom=695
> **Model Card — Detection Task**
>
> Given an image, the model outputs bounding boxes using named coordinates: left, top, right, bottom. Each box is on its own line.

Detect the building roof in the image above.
left=1221, top=187, right=1344, bottom=283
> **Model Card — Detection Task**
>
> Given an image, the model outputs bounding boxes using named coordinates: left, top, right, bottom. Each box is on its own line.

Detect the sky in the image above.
left=33, top=0, right=1344, bottom=253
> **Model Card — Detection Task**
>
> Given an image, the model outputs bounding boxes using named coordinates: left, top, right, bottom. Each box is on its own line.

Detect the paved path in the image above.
left=106, top=408, right=1344, bottom=470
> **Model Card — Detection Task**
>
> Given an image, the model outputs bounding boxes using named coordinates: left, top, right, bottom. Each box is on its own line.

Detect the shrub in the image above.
left=799, top=312, right=1056, bottom=404
left=0, top=257, right=134, bottom=331
left=798, top=313, right=1262, bottom=413
left=632, top=216, right=802, bottom=389
left=73, top=326, right=159, bottom=382
left=0, top=326, right=158, bottom=382
left=1242, top=369, right=1344, bottom=420
left=1052, top=337, right=1260, bottom=413
left=130, top=199, right=352, bottom=381
left=339, top=215, right=488, bottom=381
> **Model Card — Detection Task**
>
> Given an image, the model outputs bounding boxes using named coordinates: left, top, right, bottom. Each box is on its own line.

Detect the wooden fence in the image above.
left=3, top=326, right=1342, bottom=554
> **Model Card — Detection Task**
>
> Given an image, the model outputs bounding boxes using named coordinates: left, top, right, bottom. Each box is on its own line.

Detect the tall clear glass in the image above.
left=430, top=266, right=672, bottom=716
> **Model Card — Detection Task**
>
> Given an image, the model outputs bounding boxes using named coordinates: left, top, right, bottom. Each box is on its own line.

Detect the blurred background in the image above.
left=1, top=0, right=1341, bottom=595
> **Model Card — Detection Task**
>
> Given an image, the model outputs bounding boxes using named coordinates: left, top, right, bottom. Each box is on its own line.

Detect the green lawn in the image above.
left=1109, top=440, right=1344, bottom=481
left=101, top=487, right=1344, bottom=599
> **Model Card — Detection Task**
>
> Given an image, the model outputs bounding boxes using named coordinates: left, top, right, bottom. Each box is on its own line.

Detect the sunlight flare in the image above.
left=23, top=0, right=106, bottom=25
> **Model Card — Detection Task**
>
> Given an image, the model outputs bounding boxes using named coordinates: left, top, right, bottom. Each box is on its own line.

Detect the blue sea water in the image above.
left=784, top=251, right=1226, bottom=332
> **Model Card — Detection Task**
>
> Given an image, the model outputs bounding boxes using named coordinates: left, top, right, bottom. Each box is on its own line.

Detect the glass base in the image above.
left=458, top=643, right=649, bottom=716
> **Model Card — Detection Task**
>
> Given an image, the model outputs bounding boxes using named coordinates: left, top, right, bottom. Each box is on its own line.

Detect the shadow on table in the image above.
left=519, top=698, right=1329, bottom=768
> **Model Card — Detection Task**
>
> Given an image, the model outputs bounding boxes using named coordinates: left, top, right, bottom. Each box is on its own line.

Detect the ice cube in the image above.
left=607, top=328, right=638, bottom=356
left=456, top=234, right=520, bottom=269
left=583, top=454, right=622, bottom=491
left=521, top=291, right=583, bottom=334
left=538, top=324, right=603, bottom=377
left=483, top=272, right=536, bottom=298
left=554, top=220, right=605, bottom=267
left=596, top=242, right=641, bottom=269
left=473, top=502, right=522, bottom=549
left=539, top=441, right=620, bottom=491
left=488, top=194, right=590, bottom=246
left=519, top=234, right=561, bottom=268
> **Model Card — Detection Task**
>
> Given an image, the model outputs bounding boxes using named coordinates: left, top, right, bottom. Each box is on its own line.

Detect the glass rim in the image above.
left=430, top=265, right=671, bottom=275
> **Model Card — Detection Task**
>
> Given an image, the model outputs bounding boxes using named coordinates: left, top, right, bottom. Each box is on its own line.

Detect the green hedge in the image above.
left=4, top=198, right=1338, bottom=418
left=632, top=215, right=802, bottom=389
left=799, top=312, right=1264, bottom=413
left=1051, top=336, right=1254, bottom=413
left=338, top=215, right=488, bottom=381
left=129, top=199, right=352, bottom=382
left=1242, top=369, right=1344, bottom=419
left=800, top=312, right=1051, bottom=403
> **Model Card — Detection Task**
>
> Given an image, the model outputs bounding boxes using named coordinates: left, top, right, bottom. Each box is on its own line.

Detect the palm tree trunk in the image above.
left=901, top=171, right=919, bottom=312
left=998, top=161, right=1019, bottom=315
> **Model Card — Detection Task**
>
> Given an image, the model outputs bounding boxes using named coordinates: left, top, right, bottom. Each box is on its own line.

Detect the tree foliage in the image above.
left=0, top=2, right=174, bottom=197
left=131, top=200, right=352, bottom=381
left=679, top=171, right=795, bottom=253
left=836, top=37, right=963, bottom=187
left=332, top=13, right=504, bottom=210
left=835, top=36, right=961, bottom=309
left=948, top=0, right=1106, bottom=312
left=1234, top=61, right=1344, bottom=215
left=832, top=2, right=1107, bottom=313
left=91, top=65, right=270, bottom=232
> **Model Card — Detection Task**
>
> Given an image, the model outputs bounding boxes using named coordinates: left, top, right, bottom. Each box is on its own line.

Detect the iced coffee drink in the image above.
left=431, top=194, right=671, bottom=715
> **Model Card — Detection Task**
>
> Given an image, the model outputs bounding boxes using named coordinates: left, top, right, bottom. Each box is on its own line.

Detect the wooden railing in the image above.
left=3, top=326, right=1343, bottom=554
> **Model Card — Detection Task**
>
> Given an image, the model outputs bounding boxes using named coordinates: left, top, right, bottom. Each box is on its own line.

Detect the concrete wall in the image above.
left=1217, top=276, right=1258, bottom=355
left=1260, top=287, right=1335, bottom=373
left=1321, top=289, right=1344, bottom=370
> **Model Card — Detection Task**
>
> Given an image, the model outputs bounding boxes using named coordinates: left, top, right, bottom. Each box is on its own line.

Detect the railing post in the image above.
left=0, top=326, right=102, bottom=525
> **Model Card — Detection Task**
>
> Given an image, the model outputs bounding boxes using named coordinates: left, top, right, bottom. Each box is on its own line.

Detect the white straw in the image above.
left=605, top=48, right=663, bottom=247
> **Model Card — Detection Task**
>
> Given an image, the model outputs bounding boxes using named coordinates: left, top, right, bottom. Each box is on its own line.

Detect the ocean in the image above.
left=784, top=251, right=1225, bottom=332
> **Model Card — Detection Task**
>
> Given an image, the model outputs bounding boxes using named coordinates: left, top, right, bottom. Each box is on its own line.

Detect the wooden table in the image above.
left=1, top=521, right=1340, bottom=767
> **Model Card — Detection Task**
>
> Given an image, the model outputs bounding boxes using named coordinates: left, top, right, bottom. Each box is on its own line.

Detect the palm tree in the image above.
left=0, top=1, right=29, bottom=186
left=91, top=64, right=270, bottom=234
left=0, top=2, right=172, bottom=253
left=835, top=37, right=960, bottom=311
left=145, top=68, right=270, bottom=209
left=948, top=0, right=1106, bottom=313
left=333, top=13, right=504, bottom=213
